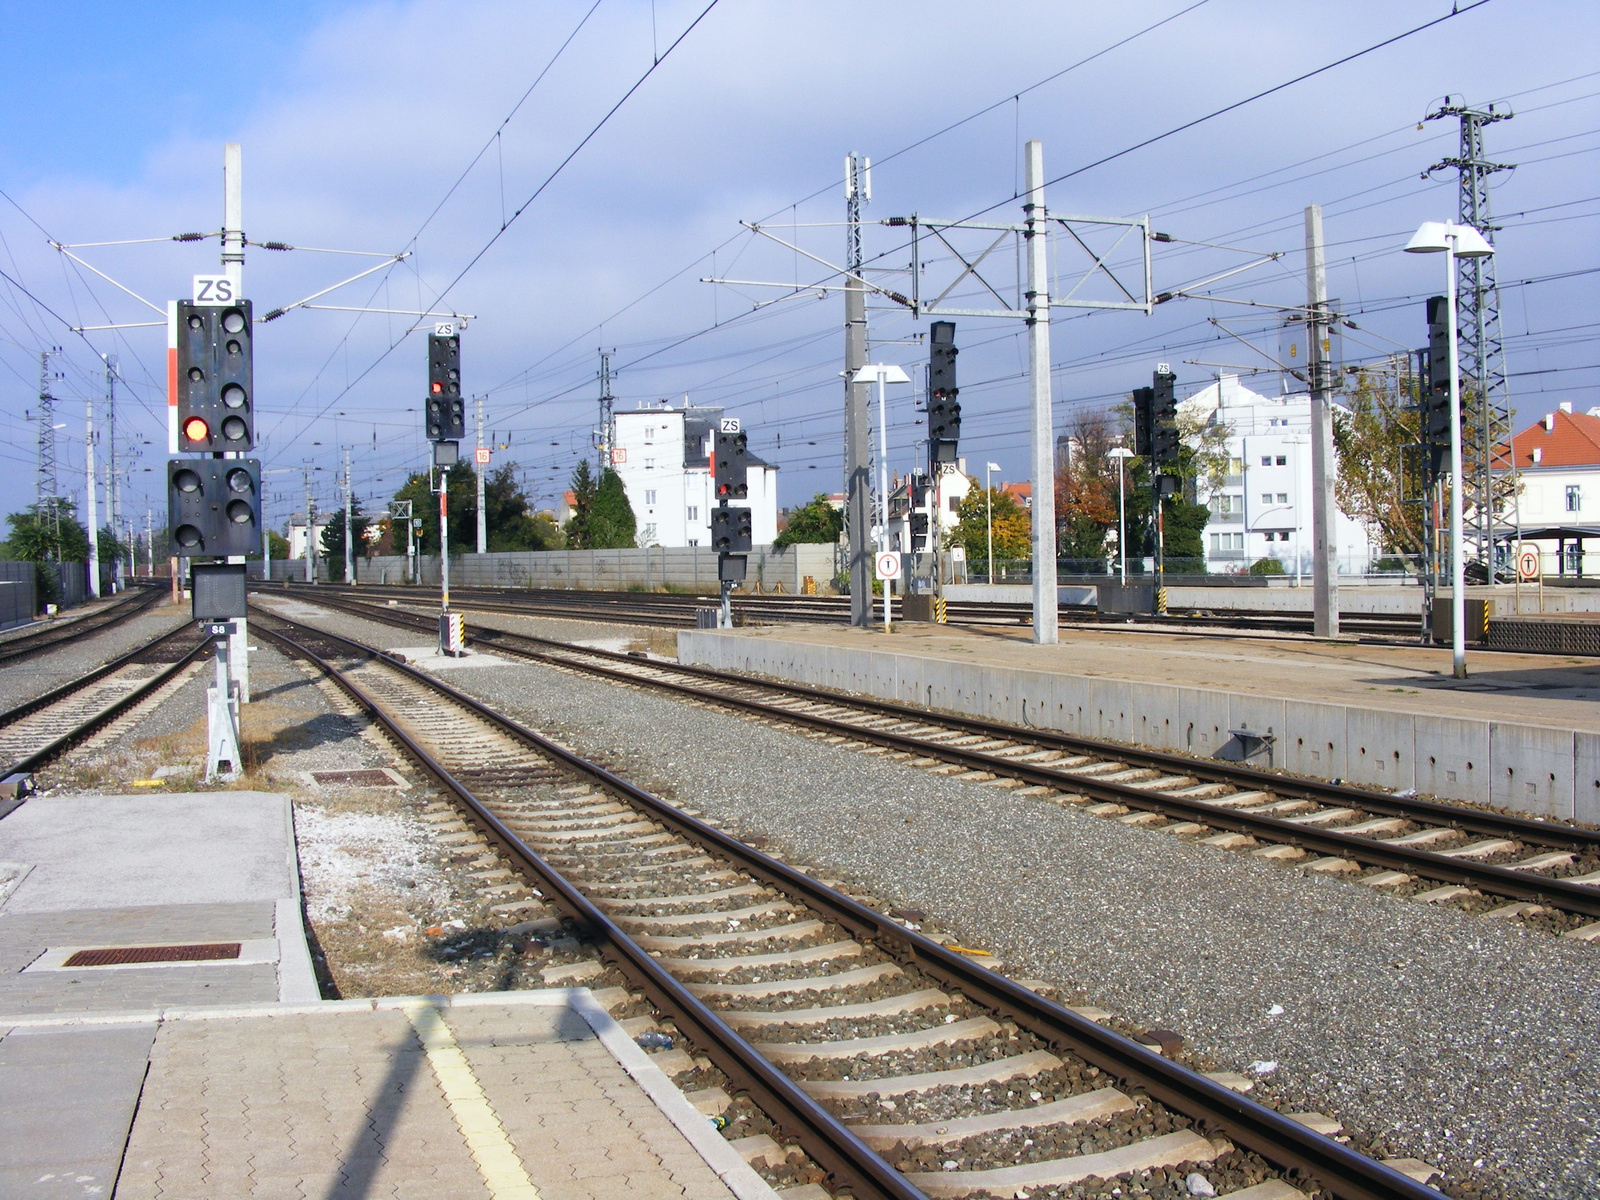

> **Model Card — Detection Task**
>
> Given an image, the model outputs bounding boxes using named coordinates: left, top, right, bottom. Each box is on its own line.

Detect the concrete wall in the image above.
left=678, top=630, right=1598, bottom=825
left=354, top=543, right=837, bottom=593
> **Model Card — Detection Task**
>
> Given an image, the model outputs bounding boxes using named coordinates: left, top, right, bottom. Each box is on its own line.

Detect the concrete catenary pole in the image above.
left=105, top=355, right=121, bottom=590
left=343, top=448, right=354, bottom=584
left=1023, top=141, right=1057, bottom=645
left=1304, top=204, right=1339, bottom=637
left=844, top=152, right=872, bottom=627
left=475, top=395, right=487, bottom=554
left=84, top=394, right=101, bottom=598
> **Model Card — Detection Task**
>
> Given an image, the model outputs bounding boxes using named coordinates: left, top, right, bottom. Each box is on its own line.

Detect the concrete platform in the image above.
left=678, top=623, right=1600, bottom=821
left=0, top=792, right=773, bottom=1199
left=6, top=990, right=768, bottom=1200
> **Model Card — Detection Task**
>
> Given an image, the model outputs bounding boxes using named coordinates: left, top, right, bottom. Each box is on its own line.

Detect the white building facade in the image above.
left=1496, top=402, right=1600, bottom=576
left=611, top=403, right=779, bottom=548
left=1182, top=374, right=1373, bottom=575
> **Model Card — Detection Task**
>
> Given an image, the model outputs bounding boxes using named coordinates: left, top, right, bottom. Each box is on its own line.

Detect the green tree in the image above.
left=1333, top=365, right=1426, bottom=556
left=774, top=494, right=843, bottom=548
left=950, top=487, right=1031, bottom=567
left=5, top=503, right=89, bottom=563
left=564, top=460, right=636, bottom=549
left=319, top=498, right=371, bottom=582
left=265, top=529, right=291, bottom=561
left=481, top=464, right=562, bottom=551
left=392, top=461, right=476, bottom=555
left=1055, top=411, right=1120, bottom=567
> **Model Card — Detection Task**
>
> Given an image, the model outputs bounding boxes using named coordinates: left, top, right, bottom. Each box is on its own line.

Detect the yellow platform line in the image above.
left=404, top=1002, right=541, bottom=1199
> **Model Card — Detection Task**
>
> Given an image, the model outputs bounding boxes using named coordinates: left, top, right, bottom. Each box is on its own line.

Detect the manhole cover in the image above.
left=64, top=943, right=242, bottom=967
left=311, top=769, right=399, bottom=787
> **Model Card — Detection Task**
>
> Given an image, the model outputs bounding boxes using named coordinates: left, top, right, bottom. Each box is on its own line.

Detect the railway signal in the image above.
left=710, top=504, right=752, bottom=553
left=712, top=427, right=749, bottom=500
left=1133, top=386, right=1154, bottom=457
left=926, top=320, right=960, bottom=464
left=167, top=458, right=263, bottom=558
left=175, top=299, right=255, bottom=451
left=1151, top=367, right=1179, bottom=468
left=426, top=331, right=465, bottom=440
left=1422, top=295, right=1452, bottom=483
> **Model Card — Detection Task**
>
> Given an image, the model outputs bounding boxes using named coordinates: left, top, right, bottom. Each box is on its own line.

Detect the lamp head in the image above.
left=1404, top=221, right=1450, bottom=254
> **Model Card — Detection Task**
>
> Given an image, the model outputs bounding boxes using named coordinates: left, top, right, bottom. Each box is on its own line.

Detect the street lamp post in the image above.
left=1405, top=220, right=1495, bottom=679
left=985, top=461, right=1001, bottom=584
left=1108, top=447, right=1133, bottom=585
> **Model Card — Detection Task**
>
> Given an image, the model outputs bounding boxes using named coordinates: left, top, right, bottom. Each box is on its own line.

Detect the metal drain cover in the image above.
left=310, top=769, right=400, bottom=787
left=63, top=943, right=242, bottom=967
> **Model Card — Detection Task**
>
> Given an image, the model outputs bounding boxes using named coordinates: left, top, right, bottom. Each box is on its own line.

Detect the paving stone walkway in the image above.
left=115, top=997, right=745, bottom=1200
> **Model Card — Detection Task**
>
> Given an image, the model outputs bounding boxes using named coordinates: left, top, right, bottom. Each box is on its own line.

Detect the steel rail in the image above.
left=266, top=590, right=1600, bottom=916
left=271, top=580, right=1422, bottom=638
left=250, top=614, right=923, bottom=1200
left=253, top=607, right=1439, bottom=1200
left=284, top=589, right=1600, bottom=855
left=0, top=584, right=164, bottom=665
left=3, top=633, right=210, bottom=778
left=0, top=621, right=194, bottom=727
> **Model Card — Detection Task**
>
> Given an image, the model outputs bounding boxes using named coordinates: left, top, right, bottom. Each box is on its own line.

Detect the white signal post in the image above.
left=875, top=550, right=901, bottom=632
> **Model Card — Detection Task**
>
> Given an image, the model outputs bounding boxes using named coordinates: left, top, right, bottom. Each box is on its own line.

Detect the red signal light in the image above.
left=183, top=416, right=210, bottom=443
left=431, top=382, right=442, bottom=393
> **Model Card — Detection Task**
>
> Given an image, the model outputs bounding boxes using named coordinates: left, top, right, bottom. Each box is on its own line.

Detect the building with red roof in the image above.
left=1494, top=402, right=1600, bottom=576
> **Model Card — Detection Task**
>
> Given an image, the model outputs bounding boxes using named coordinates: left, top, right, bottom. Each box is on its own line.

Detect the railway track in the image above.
left=0, top=623, right=210, bottom=782
left=250, top=607, right=1441, bottom=1200
left=263, top=590, right=1600, bottom=936
left=0, top=583, right=164, bottom=666
left=268, top=580, right=1423, bottom=641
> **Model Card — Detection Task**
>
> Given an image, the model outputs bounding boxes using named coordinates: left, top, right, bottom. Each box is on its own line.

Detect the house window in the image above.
left=644, top=457, right=655, bottom=470
left=644, top=426, right=656, bottom=442
left=1276, top=455, right=1287, bottom=466
left=641, top=524, right=656, bottom=543
left=644, top=489, right=657, bottom=506
left=949, top=497, right=960, bottom=512
left=1260, top=456, right=1272, bottom=467
left=1277, top=492, right=1289, bottom=505
left=1566, top=485, right=1581, bottom=513
left=688, top=538, right=698, bottom=547
left=687, top=506, right=699, bottom=522
left=1261, top=493, right=1273, bottom=506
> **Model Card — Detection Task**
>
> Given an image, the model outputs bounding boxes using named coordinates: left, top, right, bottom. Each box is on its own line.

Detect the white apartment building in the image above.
left=610, top=403, right=779, bottom=547
left=1495, top=402, right=1600, bottom=576
left=1181, top=374, right=1372, bottom=574
left=285, top=516, right=331, bottom=560
left=885, top=461, right=976, bottom=551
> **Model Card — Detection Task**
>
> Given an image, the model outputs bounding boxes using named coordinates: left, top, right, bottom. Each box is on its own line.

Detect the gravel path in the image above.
left=261, top=598, right=1600, bottom=1198
left=0, top=598, right=191, bottom=713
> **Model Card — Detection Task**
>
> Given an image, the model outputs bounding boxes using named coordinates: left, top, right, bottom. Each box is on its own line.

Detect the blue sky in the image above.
left=2, top=1, right=1596, bottom=532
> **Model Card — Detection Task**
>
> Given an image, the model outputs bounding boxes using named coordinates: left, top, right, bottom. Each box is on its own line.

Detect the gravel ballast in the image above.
left=261, top=598, right=1600, bottom=1198
left=0, top=597, right=191, bottom=713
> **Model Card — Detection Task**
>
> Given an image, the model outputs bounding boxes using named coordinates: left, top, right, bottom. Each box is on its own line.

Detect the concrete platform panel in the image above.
left=0, top=1022, right=155, bottom=1199
left=1492, top=724, right=1576, bottom=821
left=1414, top=715, right=1489, bottom=805
left=0, top=792, right=291, bottom=913
left=981, top=665, right=1020, bottom=726
left=1127, top=682, right=1183, bottom=751
left=1576, top=734, right=1600, bottom=826
left=1284, top=701, right=1348, bottom=781
left=680, top=628, right=1599, bottom=820
left=1179, top=687, right=1230, bottom=759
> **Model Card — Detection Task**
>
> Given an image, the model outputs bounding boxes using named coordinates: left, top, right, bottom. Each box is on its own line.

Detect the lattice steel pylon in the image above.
left=1425, top=97, right=1515, bottom=572
left=35, top=348, right=63, bottom=536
